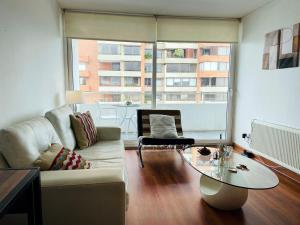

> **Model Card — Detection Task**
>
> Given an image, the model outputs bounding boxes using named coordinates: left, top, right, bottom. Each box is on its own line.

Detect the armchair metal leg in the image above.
left=137, top=144, right=144, bottom=168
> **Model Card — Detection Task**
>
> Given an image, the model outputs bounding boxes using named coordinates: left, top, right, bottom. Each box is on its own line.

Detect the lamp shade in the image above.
left=66, top=91, right=86, bottom=104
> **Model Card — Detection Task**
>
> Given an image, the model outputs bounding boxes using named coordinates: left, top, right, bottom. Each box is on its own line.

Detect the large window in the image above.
left=71, top=39, right=233, bottom=142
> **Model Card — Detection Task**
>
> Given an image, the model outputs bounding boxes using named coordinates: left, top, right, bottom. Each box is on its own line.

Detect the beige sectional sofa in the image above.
left=0, top=105, right=128, bottom=225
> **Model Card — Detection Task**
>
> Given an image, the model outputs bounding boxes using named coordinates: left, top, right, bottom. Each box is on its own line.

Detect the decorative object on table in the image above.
left=125, top=100, right=132, bottom=106
left=228, top=168, right=238, bottom=173
left=218, top=134, right=225, bottom=166
left=236, top=164, right=249, bottom=171
left=137, top=109, right=195, bottom=168
left=278, top=23, right=300, bottom=69
left=262, top=22, right=300, bottom=70
left=197, top=146, right=211, bottom=161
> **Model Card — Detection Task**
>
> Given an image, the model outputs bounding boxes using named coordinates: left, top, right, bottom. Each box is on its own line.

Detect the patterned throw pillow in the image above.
left=70, top=111, right=97, bottom=149
left=34, top=144, right=90, bottom=170
left=149, top=114, right=178, bottom=138
left=50, top=147, right=91, bottom=170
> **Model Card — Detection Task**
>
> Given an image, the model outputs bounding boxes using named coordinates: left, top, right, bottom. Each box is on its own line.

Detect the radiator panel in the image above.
left=250, top=120, right=300, bottom=172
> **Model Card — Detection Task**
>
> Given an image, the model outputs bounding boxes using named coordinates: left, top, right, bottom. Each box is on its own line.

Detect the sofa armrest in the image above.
left=96, top=126, right=121, bottom=141
left=40, top=168, right=126, bottom=225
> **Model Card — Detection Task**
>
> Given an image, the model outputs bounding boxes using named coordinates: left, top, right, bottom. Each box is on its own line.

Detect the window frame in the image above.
left=68, top=39, right=236, bottom=145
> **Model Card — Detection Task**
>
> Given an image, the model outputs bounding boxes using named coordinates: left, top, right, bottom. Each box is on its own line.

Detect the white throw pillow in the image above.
left=149, top=114, right=178, bottom=138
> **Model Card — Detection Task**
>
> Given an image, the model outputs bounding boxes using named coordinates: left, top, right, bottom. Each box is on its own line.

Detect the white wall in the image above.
left=0, top=0, right=65, bottom=128
left=234, top=0, right=300, bottom=149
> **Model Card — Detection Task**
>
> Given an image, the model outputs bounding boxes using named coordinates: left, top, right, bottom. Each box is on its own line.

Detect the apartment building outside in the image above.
left=74, top=40, right=230, bottom=105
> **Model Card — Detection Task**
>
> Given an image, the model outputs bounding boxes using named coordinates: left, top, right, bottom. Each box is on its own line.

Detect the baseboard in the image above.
left=233, top=143, right=300, bottom=183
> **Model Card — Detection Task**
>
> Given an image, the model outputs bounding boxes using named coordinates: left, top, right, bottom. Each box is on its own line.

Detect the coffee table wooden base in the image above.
left=200, top=175, right=248, bottom=210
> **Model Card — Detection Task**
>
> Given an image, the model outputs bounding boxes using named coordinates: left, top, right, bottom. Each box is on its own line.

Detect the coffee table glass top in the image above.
left=182, top=147, right=279, bottom=190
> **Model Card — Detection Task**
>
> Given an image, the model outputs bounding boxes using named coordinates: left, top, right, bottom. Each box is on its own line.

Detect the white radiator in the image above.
left=250, top=120, right=300, bottom=173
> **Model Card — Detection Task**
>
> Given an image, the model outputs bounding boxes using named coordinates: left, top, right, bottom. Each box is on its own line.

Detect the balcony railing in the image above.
left=78, top=102, right=227, bottom=141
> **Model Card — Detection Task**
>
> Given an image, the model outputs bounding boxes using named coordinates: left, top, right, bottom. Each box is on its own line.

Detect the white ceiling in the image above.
left=57, top=0, right=274, bottom=18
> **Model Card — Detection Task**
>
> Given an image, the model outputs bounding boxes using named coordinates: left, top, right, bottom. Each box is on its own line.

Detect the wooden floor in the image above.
left=125, top=150, right=300, bottom=225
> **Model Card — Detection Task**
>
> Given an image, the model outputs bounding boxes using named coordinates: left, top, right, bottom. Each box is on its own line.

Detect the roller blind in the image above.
left=64, top=12, right=239, bottom=43
left=64, top=12, right=157, bottom=42
left=156, top=17, right=239, bottom=43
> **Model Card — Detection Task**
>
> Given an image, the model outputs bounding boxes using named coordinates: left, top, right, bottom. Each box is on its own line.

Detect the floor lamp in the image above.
left=66, top=90, right=85, bottom=112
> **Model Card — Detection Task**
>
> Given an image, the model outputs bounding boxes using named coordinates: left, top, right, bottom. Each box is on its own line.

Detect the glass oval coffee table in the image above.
left=182, top=146, right=279, bottom=210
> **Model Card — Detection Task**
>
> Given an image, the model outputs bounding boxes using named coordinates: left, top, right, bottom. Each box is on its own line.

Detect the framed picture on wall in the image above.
left=262, top=22, right=300, bottom=70
left=262, top=30, right=280, bottom=70
left=278, top=23, right=300, bottom=69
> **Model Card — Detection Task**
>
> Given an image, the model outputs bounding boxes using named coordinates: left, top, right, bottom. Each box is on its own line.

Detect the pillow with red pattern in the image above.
left=70, top=111, right=97, bottom=149
left=34, top=144, right=90, bottom=170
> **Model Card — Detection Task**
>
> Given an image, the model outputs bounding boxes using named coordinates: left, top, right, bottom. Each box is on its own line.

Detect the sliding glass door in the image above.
left=70, top=39, right=234, bottom=143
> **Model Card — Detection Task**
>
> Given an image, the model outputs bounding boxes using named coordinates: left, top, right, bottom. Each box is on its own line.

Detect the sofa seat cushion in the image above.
left=75, top=140, right=125, bottom=161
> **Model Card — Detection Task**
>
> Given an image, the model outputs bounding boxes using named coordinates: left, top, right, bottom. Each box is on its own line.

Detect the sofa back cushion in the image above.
left=45, top=105, right=76, bottom=150
left=0, top=117, right=61, bottom=168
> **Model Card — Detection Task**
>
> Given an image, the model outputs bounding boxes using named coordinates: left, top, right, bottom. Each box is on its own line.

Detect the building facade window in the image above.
left=144, top=63, right=162, bottom=73
left=166, top=63, right=197, bottom=73
left=166, top=49, right=197, bottom=58
left=200, top=62, right=229, bottom=71
left=201, top=92, right=227, bottom=102
left=101, top=93, right=121, bottom=102
left=166, top=78, right=196, bottom=87
left=125, top=77, right=141, bottom=87
left=201, top=77, right=228, bottom=87
left=157, top=50, right=163, bottom=58
left=218, top=47, right=230, bottom=56
left=80, top=77, right=87, bottom=85
left=124, top=46, right=140, bottom=55
left=124, top=61, right=141, bottom=71
left=99, top=62, right=120, bottom=71
left=79, top=63, right=86, bottom=71
left=166, top=93, right=195, bottom=101
left=144, top=78, right=152, bottom=86
left=99, top=76, right=121, bottom=86
left=99, top=43, right=120, bottom=55
left=145, top=78, right=163, bottom=87
left=201, top=48, right=211, bottom=55
left=124, top=93, right=141, bottom=102
left=219, top=62, right=229, bottom=71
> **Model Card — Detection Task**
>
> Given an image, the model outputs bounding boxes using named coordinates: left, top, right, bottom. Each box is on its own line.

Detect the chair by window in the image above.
left=137, top=109, right=195, bottom=167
